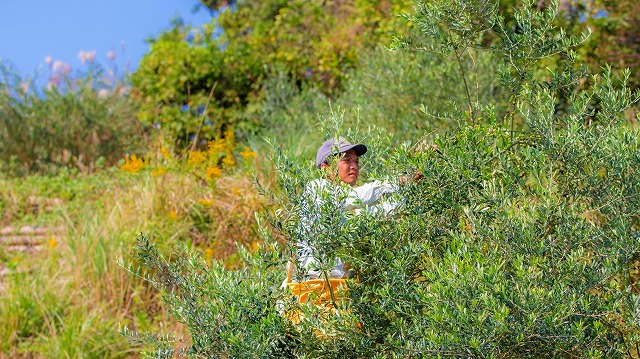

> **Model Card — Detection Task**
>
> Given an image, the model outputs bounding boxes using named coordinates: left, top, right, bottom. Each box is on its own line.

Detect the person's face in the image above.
left=324, top=149, right=360, bottom=186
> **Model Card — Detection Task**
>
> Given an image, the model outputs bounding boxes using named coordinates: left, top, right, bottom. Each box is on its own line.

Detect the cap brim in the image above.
left=339, top=143, right=367, bottom=157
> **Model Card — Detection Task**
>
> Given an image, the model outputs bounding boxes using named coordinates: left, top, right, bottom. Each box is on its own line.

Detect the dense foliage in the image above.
left=2, top=0, right=640, bottom=357
left=124, top=0, right=640, bottom=357
left=131, top=0, right=413, bottom=147
left=0, top=63, right=144, bottom=176
left=129, top=100, right=640, bottom=356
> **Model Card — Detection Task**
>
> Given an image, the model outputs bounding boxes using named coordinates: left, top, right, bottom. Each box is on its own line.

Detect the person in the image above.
left=290, top=137, right=408, bottom=283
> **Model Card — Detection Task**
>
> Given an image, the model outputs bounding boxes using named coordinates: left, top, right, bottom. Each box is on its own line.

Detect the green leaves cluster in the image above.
left=0, top=63, right=144, bottom=176
left=131, top=0, right=414, bottom=148
left=124, top=0, right=640, bottom=357
left=131, top=22, right=234, bottom=149
left=123, top=234, right=292, bottom=358
left=127, top=91, right=640, bottom=355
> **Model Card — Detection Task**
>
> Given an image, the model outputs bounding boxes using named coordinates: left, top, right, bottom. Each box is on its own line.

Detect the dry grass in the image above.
left=0, top=155, right=273, bottom=357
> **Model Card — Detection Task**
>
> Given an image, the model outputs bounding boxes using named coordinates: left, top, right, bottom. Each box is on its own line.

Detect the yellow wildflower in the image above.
left=48, top=237, right=58, bottom=249
left=208, top=128, right=236, bottom=156
left=206, top=166, right=222, bottom=179
left=160, top=146, right=171, bottom=159
left=152, top=168, right=166, bottom=177
left=198, top=198, right=215, bottom=206
left=168, top=210, right=177, bottom=220
left=207, top=139, right=226, bottom=155
left=187, top=151, right=207, bottom=166
left=121, top=154, right=146, bottom=173
left=205, top=247, right=215, bottom=260
left=231, top=186, right=241, bottom=196
left=222, top=155, right=235, bottom=168
left=240, top=146, right=257, bottom=160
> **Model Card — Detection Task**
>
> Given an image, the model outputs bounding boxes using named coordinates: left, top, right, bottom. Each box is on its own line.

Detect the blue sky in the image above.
left=0, top=0, right=213, bottom=79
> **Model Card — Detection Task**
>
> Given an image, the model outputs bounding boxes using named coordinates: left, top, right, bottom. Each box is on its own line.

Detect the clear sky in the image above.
left=0, top=0, right=213, bottom=80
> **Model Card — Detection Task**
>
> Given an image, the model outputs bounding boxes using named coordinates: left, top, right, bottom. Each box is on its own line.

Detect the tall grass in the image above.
left=0, top=154, right=268, bottom=356
left=0, top=58, right=272, bottom=356
left=0, top=62, right=145, bottom=176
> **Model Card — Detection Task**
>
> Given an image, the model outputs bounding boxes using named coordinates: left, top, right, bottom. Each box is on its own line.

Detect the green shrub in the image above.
left=0, top=63, right=145, bottom=176
left=338, top=45, right=507, bottom=139
left=123, top=0, right=640, bottom=357
left=131, top=1, right=416, bottom=150
left=126, top=93, right=640, bottom=357
left=130, top=21, right=238, bottom=149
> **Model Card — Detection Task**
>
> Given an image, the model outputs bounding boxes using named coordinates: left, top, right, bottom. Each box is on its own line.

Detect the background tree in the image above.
left=131, top=0, right=413, bottom=148
left=498, top=0, right=640, bottom=90
left=576, top=0, right=640, bottom=90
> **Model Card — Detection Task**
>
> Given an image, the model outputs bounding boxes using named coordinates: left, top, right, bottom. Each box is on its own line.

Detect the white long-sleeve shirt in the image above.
left=289, top=178, right=400, bottom=283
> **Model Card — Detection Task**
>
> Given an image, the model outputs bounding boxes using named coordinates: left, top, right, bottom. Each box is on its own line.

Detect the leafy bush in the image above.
left=131, top=1, right=415, bottom=149
left=124, top=0, right=640, bottom=357
left=126, top=95, right=640, bottom=357
left=130, top=21, right=245, bottom=149
left=337, top=45, right=507, bottom=139
left=0, top=63, right=145, bottom=176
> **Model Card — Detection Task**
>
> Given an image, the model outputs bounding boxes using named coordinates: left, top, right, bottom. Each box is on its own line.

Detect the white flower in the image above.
left=106, top=50, right=116, bottom=60
left=98, top=89, right=109, bottom=98
left=85, top=50, right=96, bottom=63
left=52, top=61, right=71, bottom=74
left=45, top=56, right=52, bottom=65
left=79, top=50, right=97, bottom=63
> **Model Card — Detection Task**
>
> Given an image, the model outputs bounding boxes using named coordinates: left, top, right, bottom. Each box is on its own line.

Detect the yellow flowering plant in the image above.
left=119, top=128, right=264, bottom=269
left=122, top=127, right=258, bottom=185
left=120, top=154, right=147, bottom=173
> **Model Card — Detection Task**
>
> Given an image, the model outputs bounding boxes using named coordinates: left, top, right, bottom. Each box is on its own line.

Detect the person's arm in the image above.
left=345, top=180, right=398, bottom=211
